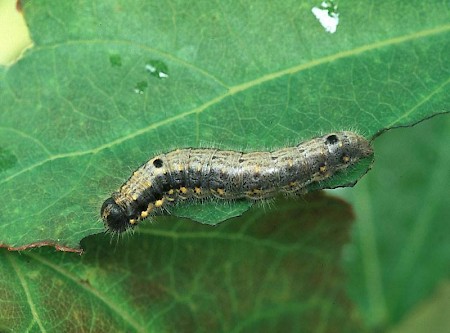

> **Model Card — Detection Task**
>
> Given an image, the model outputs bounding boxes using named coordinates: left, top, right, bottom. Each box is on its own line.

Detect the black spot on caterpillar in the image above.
left=101, top=131, right=373, bottom=233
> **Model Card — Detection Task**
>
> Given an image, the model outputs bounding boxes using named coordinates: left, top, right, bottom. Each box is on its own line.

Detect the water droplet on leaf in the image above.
left=109, top=54, right=122, bottom=67
left=0, top=147, right=18, bottom=172
left=134, top=81, right=148, bottom=94
left=145, top=60, right=169, bottom=79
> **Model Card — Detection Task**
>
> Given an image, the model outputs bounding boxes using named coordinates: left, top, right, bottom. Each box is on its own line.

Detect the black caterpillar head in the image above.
left=101, top=197, right=132, bottom=233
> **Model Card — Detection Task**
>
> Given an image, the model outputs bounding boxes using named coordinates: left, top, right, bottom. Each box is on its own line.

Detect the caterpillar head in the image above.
left=101, top=197, right=133, bottom=233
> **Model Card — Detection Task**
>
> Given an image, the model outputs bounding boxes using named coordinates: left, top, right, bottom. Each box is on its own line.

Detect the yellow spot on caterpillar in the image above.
left=132, top=194, right=139, bottom=201
left=288, top=159, right=294, bottom=167
left=217, top=188, right=225, bottom=196
left=155, top=199, right=164, bottom=208
left=319, top=165, right=327, bottom=173
left=194, top=187, right=202, bottom=194
left=140, top=211, right=149, bottom=218
left=246, top=189, right=263, bottom=197
left=254, top=165, right=260, bottom=174
left=342, top=155, right=350, bottom=163
left=178, top=164, right=183, bottom=171
left=168, top=189, right=174, bottom=195
left=129, top=219, right=137, bottom=225
left=180, top=187, right=188, bottom=194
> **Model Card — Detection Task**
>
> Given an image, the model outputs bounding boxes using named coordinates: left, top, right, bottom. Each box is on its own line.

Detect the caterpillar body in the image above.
left=101, top=131, right=373, bottom=233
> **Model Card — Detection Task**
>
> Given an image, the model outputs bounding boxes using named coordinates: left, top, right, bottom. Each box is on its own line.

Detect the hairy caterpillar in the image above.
left=101, top=131, right=373, bottom=233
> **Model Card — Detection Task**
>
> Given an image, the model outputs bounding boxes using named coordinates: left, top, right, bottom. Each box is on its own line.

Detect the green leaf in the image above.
left=341, top=114, right=450, bottom=329
left=389, top=282, right=450, bottom=333
left=0, top=0, right=449, bottom=250
left=0, top=195, right=367, bottom=332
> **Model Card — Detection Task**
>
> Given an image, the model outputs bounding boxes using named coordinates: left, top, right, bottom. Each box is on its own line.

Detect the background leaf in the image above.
left=341, top=114, right=450, bottom=330
left=0, top=194, right=365, bottom=333
left=0, top=0, right=448, bottom=250
left=389, top=281, right=450, bottom=333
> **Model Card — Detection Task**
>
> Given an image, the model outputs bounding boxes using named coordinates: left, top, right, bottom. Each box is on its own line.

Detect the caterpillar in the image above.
left=101, top=131, right=373, bottom=233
